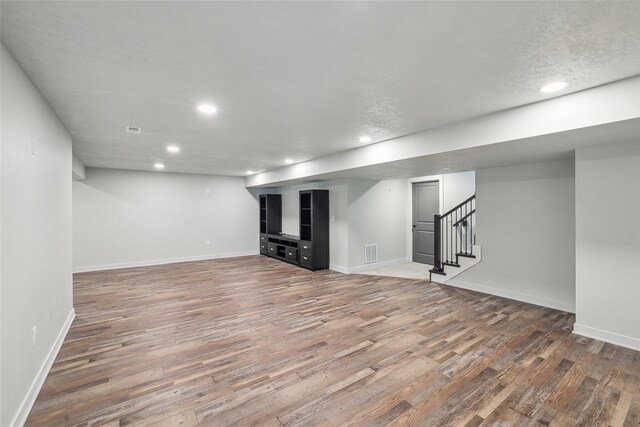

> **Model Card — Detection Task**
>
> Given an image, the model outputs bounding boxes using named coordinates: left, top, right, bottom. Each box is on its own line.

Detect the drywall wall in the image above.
left=454, top=159, right=576, bottom=312
left=443, top=171, right=476, bottom=212
left=574, top=141, right=640, bottom=350
left=72, top=154, right=86, bottom=180
left=73, top=168, right=258, bottom=271
left=279, top=181, right=349, bottom=271
left=348, top=179, right=407, bottom=270
left=1, top=44, right=74, bottom=426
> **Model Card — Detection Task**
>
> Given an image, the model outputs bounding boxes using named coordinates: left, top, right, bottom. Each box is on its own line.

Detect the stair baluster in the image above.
left=430, top=194, right=476, bottom=281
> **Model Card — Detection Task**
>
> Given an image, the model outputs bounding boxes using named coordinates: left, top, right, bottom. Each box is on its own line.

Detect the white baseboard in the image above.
left=10, top=308, right=75, bottom=427
left=329, top=264, right=349, bottom=274
left=73, top=250, right=259, bottom=273
left=331, top=258, right=409, bottom=275
left=349, top=257, right=409, bottom=274
left=573, top=323, right=640, bottom=352
left=445, top=278, right=576, bottom=313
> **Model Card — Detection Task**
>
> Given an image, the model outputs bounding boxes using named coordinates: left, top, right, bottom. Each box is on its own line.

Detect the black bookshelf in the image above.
left=299, top=190, right=329, bottom=271
left=259, top=194, right=281, bottom=255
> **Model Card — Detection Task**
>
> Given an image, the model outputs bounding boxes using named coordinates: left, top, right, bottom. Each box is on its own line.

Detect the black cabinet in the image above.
left=299, top=190, right=329, bottom=271
left=267, top=234, right=299, bottom=265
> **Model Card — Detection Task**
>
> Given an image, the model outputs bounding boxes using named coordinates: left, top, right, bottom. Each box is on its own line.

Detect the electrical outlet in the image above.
left=206, top=240, right=210, bottom=245
left=32, top=326, right=37, bottom=345
left=205, top=188, right=210, bottom=194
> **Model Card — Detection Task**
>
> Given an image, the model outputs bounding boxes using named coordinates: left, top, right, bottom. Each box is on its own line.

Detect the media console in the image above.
left=259, top=190, right=329, bottom=271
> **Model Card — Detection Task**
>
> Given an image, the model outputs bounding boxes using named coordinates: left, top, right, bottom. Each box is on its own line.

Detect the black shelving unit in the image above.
left=258, top=190, right=329, bottom=271
left=259, top=194, right=282, bottom=255
left=299, top=190, right=329, bottom=271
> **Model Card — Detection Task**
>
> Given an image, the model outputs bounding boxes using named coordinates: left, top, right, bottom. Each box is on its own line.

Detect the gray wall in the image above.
left=456, top=159, right=576, bottom=311
left=348, top=179, right=407, bottom=270
left=575, top=141, right=640, bottom=346
left=1, top=44, right=73, bottom=426
left=73, top=168, right=258, bottom=271
left=443, top=171, right=476, bottom=212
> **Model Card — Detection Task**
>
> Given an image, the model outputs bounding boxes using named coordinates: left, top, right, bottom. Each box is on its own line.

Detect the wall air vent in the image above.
left=364, top=244, right=378, bottom=264
left=125, top=126, right=142, bottom=134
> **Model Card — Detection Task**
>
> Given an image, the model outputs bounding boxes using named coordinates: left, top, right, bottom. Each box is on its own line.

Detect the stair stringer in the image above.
left=432, top=245, right=482, bottom=284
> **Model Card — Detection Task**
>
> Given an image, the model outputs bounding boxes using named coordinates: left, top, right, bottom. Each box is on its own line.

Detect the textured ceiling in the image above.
left=2, top=1, right=639, bottom=176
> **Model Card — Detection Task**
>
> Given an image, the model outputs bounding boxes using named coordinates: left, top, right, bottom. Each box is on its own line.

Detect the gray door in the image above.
left=412, top=181, right=439, bottom=265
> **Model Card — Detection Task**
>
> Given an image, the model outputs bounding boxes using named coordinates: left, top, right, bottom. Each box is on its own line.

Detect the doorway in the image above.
left=412, top=181, right=440, bottom=265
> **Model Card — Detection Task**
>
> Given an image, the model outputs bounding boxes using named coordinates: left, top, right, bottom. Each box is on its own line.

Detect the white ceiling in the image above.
left=2, top=1, right=639, bottom=176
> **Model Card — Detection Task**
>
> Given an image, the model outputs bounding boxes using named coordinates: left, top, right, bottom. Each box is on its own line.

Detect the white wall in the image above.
left=72, top=154, right=86, bottom=181
left=443, top=171, right=476, bottom=212
left=73, top=168, right=258, bottom=271
left=455, top=159, right=576, bottom=312
left=348, top=179, right=407, bottom=270
left=574, top=141, right=640, bottom=350
left=1, top=44, right=74, bottom=427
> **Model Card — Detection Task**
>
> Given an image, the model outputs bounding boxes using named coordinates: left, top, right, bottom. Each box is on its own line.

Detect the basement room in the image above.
left=1, top=1, right=639, bottom=426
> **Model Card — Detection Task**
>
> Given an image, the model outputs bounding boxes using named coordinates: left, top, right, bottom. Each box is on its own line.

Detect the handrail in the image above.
left=431, top=193, right=476, bottom=276
left=453, top=209, right=475, bottom=227
left=441, top=194, right=476, bottom=218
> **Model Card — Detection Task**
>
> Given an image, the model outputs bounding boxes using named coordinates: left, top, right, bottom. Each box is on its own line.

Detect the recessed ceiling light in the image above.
left=246, top=170, right=255, bottom=175
left=359, top=136, right=372, bottom=143
left=154, top=163, right=165, bottom=169
left=539, top=81, right=568, bottom=93
left=197, top=104, right=218, bottom=114
left=285, top=159, right=294, bottom=164
left=167, top=145, right=180, bottom=153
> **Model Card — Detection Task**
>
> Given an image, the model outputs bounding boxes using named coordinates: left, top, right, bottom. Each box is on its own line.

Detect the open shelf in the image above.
left=300, top=192, right=311, bottom=210
left=301, top=209, right=311, bottom=226
left=300, top=224, right=312, bottom=241
left=259, top=194, right=282, bottom=236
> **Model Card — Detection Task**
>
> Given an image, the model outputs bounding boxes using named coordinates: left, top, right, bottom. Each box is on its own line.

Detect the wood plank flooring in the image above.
left=27, top=256, right=640, bottom=426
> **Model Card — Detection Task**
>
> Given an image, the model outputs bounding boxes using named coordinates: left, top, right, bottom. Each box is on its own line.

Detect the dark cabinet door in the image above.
left=285, top=248, right=298, bottom=263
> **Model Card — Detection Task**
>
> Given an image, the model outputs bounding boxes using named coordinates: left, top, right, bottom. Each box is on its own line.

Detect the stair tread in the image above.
left=456, top=253, right=476, bottom=259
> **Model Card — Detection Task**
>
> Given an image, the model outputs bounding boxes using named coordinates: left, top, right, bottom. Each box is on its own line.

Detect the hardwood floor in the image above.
left=27, top=256, right=640, bottom=426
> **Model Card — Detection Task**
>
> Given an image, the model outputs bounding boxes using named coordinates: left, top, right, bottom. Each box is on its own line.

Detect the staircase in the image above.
left=429, top=194, right=481, bottom=282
